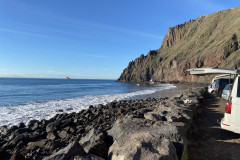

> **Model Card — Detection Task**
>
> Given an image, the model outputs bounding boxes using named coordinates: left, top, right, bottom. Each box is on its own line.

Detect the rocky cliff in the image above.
left=118, top=7, right=240, bottom=82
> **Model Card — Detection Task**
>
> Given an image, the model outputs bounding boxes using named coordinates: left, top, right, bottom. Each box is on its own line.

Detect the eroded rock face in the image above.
left=118, top=7, right=240, bottom=83
left=108, top=133, right=177, bottom=160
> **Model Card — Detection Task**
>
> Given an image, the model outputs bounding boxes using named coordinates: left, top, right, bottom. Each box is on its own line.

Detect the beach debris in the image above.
left=183, top=99, right=192, bottom=104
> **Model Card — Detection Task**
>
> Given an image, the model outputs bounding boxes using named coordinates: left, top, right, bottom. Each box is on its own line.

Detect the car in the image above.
left=214, top=78, right=233, bottom=96
left=221, top=84, right=232, bottom=100
left=208, top=80, right=216, bottom=93
left=207, top=74, right=233, bottom=94
left=187, top=68, right=240, bottom=134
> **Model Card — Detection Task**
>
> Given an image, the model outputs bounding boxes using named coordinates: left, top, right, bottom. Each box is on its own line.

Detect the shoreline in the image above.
left=0, top=83, right=180, bottom=128
left=0, top=83, right=207, bottom=160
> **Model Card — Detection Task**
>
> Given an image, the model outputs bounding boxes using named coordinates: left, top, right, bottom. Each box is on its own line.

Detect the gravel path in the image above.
left=188, top=95, right=240, bottom=160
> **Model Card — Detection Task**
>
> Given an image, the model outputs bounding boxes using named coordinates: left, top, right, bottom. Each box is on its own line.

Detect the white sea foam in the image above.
left=0, top=84, right=176, bottom=127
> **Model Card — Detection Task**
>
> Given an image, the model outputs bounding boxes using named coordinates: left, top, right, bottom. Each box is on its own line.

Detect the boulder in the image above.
left=43, top=141, right=86, bottom=160
left=72, top=154, right=104, bottom=160
left=27, top=129, right=47, bottom=141
left=79, top=128, right=108, bottom=159
left=9, top=133, right=31, bottom=147
left=0, top=125, right=8, bottom=136
left=144, top=112, right=162, bottom=121
left=18, top=123, right=26, bottom=128
left=10, top=153, right=25, bottom=160
left=27, top=120, right=39, bottom=130
left=47, top=132, right=58, bottom=140
left=45, top=140, right=65, bottom=152
left=13, top=141, right=24, bottom=153
left=26, top=139, right=48, bottom=150
left=107, top=115, right=187, bottom=159
left=58, top=130, right=69, bottom=139
left=107, top=115, right=185, bottom=143
left=46, top=122, right=58, bottom=133
left=108, top=133, right=177, bottom=160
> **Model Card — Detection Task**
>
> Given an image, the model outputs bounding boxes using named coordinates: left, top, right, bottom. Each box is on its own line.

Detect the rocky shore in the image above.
left=0, top=84, right=207, bottom=160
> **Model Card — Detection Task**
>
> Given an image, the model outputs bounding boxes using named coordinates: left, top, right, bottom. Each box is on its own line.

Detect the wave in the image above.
left=0, top=84, right=176, bottom=127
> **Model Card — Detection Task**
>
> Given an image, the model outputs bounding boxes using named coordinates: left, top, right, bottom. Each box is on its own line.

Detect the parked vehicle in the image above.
left=214, top=78, right=233, bottom=96
left=208, top=80, right=216, bottom=93
left=208, top=74, right=233, bottom=94
left=187, top=68, right=240, bottom=134
left=221, top=84, right=233, bottom=100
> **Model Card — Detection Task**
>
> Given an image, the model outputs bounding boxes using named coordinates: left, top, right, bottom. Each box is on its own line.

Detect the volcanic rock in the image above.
left=108, top=133, right=177, bottom=160
left=79, top=128, right=108, bottom=159
left=43, top=141, right=86, bottom=160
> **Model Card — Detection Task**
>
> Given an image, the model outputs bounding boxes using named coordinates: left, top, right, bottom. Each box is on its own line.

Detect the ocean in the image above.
left=0, top=78, right=177, bottom=127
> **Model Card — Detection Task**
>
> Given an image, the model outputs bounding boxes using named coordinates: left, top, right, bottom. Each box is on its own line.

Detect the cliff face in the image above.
left=118, top=7, right=240, bottom=82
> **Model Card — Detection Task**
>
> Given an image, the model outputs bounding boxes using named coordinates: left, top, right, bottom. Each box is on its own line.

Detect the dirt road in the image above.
left=188, top=95, right=240, bottom=160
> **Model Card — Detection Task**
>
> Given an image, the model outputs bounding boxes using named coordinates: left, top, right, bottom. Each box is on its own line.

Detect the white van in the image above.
left=187, top=68, right=240, bottom=134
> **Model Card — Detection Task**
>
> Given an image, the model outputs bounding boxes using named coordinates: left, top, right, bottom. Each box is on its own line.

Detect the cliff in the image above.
left=118, top=7, right=240, bottom=82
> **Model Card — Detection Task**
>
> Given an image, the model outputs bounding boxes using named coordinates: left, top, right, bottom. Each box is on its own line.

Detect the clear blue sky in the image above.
left=0, top=0, right=239, bottom=79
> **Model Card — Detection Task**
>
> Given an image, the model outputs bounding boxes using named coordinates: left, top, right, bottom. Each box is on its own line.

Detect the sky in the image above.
left=0, top=0, right=239, bottom=79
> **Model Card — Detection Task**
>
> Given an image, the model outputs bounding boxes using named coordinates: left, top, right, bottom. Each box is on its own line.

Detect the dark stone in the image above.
left=0, top=125, right=8, bottom=135
left=27, top=120, right=39, bottom=130
left=60, top=119, right=74, bottom=128
left=26, top=139, right=48, bottom=151
left=31, top=129, right=47, bottom=140
left=45, top=140, right=65, bottom=152
left=0, top=148, right=7, bottom=160
left=43, top=141, right=86, bottom=160
left=15, top=128, right=31, bottom=135
left=18, top=123, right=25, bottom=128
left=56, top=109, right=64, bottom=112
left=79, top=128, right=108, bottom=159
left=41, top=119, right=48, bottom=125
left=8, top=125, right=18, bottom=134
left=10, top=153, right=25, bottom=160
left=58, top=130, right=69, bottom=139
left=46, top=122, right=58, bottom=133
left=69, top=127, right=76, bottom=133
left=47, top=132, right=58, bottom=140
left=89, top=105, right=94, bottom=109
left=9, top=133, right=30, bottom=147
left=14, top=141, right=24, bottom=153
left=73, top=154, right=104, bottom=160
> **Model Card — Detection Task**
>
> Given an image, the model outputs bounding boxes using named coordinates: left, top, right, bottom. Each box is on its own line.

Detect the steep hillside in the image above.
left=118, top=7, right=240, bottom=82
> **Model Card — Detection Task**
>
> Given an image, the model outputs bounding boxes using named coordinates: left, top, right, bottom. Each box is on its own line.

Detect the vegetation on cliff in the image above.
left=118, top=7, right=240, bottom=82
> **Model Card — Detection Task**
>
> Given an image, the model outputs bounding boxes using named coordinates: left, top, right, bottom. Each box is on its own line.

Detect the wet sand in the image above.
left=151, top=83, right=207, bottom=99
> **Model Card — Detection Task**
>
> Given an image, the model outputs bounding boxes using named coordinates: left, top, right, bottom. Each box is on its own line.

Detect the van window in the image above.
left=216, top=79, right=233, bottom=90
left=238, top=77, right=240, bottom=97
left=224, top=84, right=231, bottom=90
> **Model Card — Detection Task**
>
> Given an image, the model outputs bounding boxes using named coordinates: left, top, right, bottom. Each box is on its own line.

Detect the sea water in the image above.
left=0, top=78, right=176, bottom=127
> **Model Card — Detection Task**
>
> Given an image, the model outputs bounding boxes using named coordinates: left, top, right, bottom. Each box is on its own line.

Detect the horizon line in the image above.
left=0, top=77, right=117, bottom=80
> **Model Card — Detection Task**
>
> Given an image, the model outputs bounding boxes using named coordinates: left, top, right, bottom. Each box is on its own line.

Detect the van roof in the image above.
left=187, top=68, right=240, bottom=75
